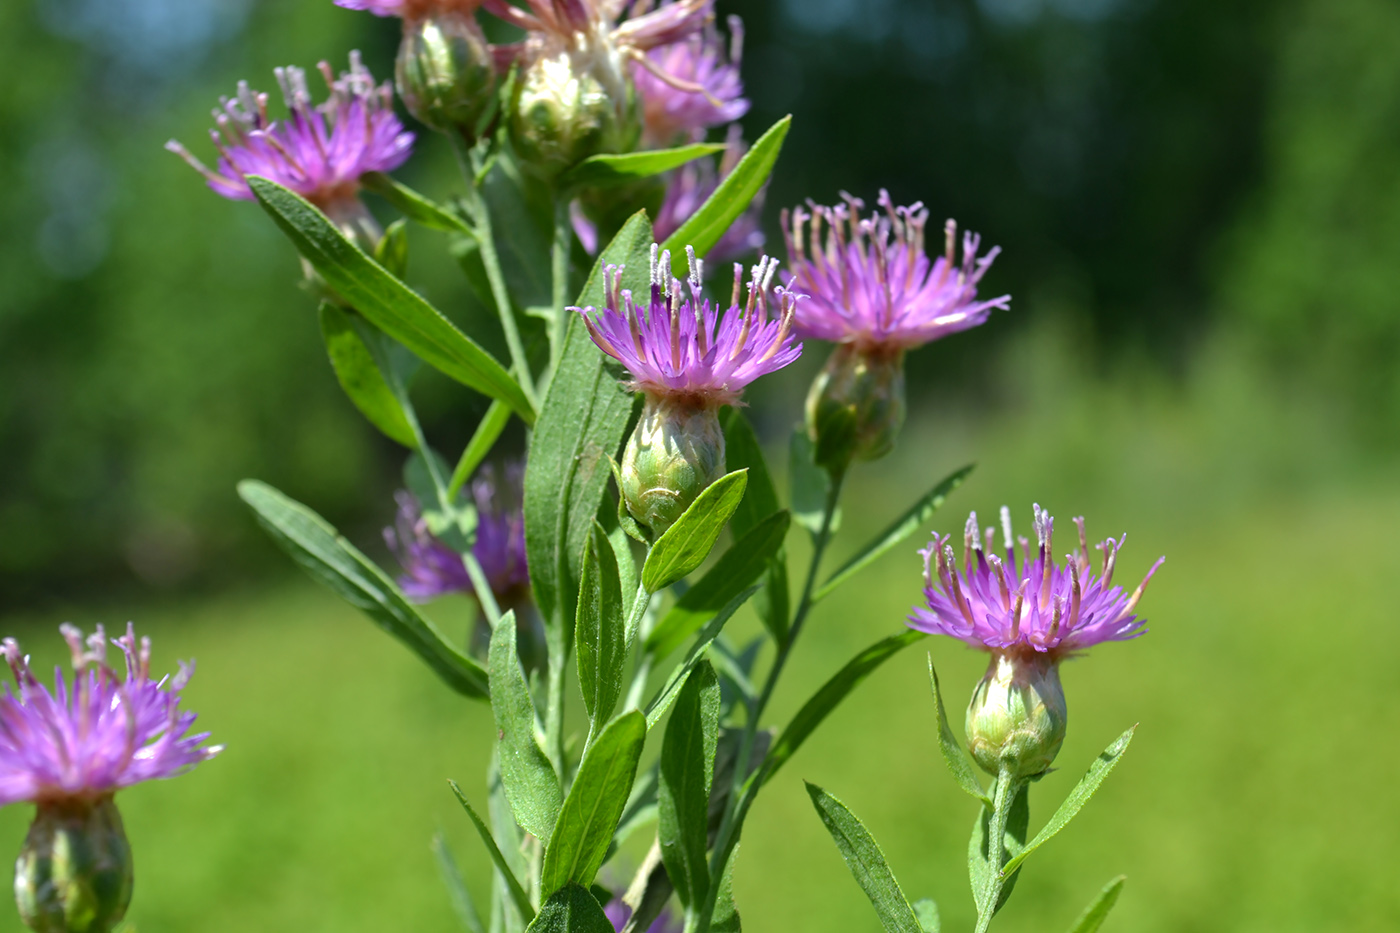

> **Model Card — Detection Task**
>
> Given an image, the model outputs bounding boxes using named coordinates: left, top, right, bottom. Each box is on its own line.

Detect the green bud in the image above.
left=805, top=343, right=907, bottom=471
left=395, top=13, right=496, bottom=135
left=15, top=797, right=133, bottom=933
left=965, top=652, right=1067, bottom=779
left=508, top=47, right=638, bottom=178
left=621, top=395, right=726, bottom=535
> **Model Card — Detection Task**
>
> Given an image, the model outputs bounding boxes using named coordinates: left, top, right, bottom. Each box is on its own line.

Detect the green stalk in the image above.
left=974, top=768, right=1023, bottom=933
left=549, top=195, right=573, bottom=374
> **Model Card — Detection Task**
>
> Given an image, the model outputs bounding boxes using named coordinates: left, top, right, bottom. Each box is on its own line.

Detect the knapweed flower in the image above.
left=909, top=506, right=1164, bottom=778
left=633, top=15, right=748, bottom=145
left=167, top=52, right=413, bottom=245
left=604, top=899, right=681, bottom=933
left=784, top=191, right=1011, bottom=466
left=2, top=625, right=220, bottom=932
left=576, top=246, right=801, bottom=531
left=483, top=0, right=714, bottom=174
left=653, top=130, right=764, bottom=264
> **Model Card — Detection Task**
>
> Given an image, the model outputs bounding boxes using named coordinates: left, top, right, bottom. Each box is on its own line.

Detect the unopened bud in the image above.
left=621, top=395, right=725, bottom=534
left=806, top=343, right=907, bottom=470
left=15, top=797, right=133, bottom=933
left=966, top=652, right=1067, bottom=779
left=509, top=48, right=638, bottom=177
left=396, top=13, right=496, bottom=135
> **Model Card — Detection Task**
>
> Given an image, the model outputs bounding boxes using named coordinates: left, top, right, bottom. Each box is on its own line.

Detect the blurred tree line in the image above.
left=1, top=0, right=1396, bottom=602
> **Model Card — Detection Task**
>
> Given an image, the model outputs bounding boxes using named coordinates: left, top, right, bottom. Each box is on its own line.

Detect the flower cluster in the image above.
left=634, top=13, right=748, bottom=144
left=0, top=625, right=221, bottom=806
left=784, top=190, right=1010, bottom=350
left=909, top=505, right=1164, bottom=656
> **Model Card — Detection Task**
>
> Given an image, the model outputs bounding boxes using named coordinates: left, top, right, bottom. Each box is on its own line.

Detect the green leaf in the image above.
left=761, top=630, right=925, bottom=785
left=1066, top=876, right=1127, bottom=933
left=660, top=116, right=791, bottom=268
left=236, top=480, right=488, bottom=698
left=659, top=662, right=720, bottom=908
left=645, top=586, right=759, bottom=728
left=721, top=409, right=789, bottom=642
left=526, top=884, right=615, bottom=933
left=376, top=218, right=410, bottom=278
left=431, top=831, right=485, bottom=933
left=318, top=303, right=417, bottom=447
left=448, top=399, right=513, bottom=500
left=448, top=782, right=535, bottom=926
left=912, top=899, right=940, bottom=933
left=646, top=510, right=790, bottom=660
left=815, top=465, right=974, bottom=601
left=789, top=428, right=836, bottom=537
left=488, top=749, right=530, bottom=933
left=524, top=212, right=652, bottom=630
left=362, top=171, right=474, bottom=235
left=969, top=775, right=1029, bottom=917
left=804, top=783, right=923, bottom=933
left=641, top=470, right=748, bottom=592
left=489, top=612, right=563, bottom=842
left=248, top=176, right=535, bottom=423
left=562, top=143, right=726, bottom=190
left=927, top=658, right=991, bottom=806
left=577, top=524, right=627, bottom=730
left=711, top=845, right=742, bottom=933
left=999, top=727, right=1136, bottom=881
left=541, top=711, right=647, bottom=898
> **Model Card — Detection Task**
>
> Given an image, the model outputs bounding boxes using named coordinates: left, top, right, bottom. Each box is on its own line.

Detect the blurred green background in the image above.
left=3, top=0, right=1400, bottom=929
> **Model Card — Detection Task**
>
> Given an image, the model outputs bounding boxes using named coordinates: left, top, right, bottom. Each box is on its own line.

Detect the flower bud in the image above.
left=15, top=797, right=133, bottom=933
left=965, top=652, right=1067, bottom=779
left=806, top=343, right=907, bottom=470
left=621, top=395, right=726, bottom=535
left=509, top=48, right=638, bottom=177
left=395, top=13, right=496, bottom=135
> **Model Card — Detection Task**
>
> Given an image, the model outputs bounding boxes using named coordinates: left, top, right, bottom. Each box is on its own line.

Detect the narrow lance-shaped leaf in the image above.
left=526, top=884, right=615, bottom=933
left=760, top=630, right=926, bottom=785
left=236, top=480, right=488, bottom=698
left=816, top=465, right=974, bottom=601
left=645, top=585, right=759, bottom=728
left=524, top=212, right=652, bottom=630
left=489, top=612, right=563, bottom=842
left=721, top=408, right=789, bottom=642
left=447, top=783, right=535, bottom=926
left=432, top=831, right=486, bottom=933
left=577, top=523, right=627, bottom=731
left=541, top=711, right=648, bottom=898
left=361, top=170, right=474, bottom=234
left=448, top=399, right=513, bottom=500
left=659, top=662, right=720, bottom=908
left=561, top=143, right=726, bottom=190
left=928, top=657, right=991, bottom=806
left=248, top=176, right=535, bottom=423
left=805, top=783, right=924, bottom=933
left=968, top=775, right=1030, bottom=917
left=912, top=900, right=941, bottom=933
left=998, top=727, right=1136, bottom=880
left=318, top=302, right=417, bottom=447
left=641, top=470, right=748, bottom=592
left=1065, top=876, right=1126, bottom=933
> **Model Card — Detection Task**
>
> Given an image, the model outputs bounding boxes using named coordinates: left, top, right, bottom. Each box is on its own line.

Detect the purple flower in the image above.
left=783, top=191, right=1010, bottom=350
left=0, top=625, right=221, bottom=806
left=604, top=899, right=682, bottom=933
left=908, top=506, right=1164, bottom=656
left=576, top=247, right=802, bottom=407
left=634, top=15, right=748, bottom=145
left=654, top=130, right=765, bottom=265
left=335, top=0, right=482, bottom=17
left=166, top=52, right=413, bottom=212
left=384, top=463, right=530, bottom=603
left=484, top=0, right=713, bottom=70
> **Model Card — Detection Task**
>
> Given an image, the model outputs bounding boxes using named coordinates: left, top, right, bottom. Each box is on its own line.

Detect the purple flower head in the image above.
left=634, top=14, right=748, bottom=144
left=783, top=191, right=1011, bottom=350
left=335, top=0, right=482, bottom=17
left=385, top=463, right=530, bottom=603
left=654, top=129, right=765, bottom=265
left=576, top=246, right=803, bottom=407
left=604, top=899, right=682, bottom=933
left=0, top=625, right=221, bottom=807
left=485, top=0, right=713, bottom=74
left=166, top=52, right=413, bottom=210
left=908, top=506, right=1164, bottom=657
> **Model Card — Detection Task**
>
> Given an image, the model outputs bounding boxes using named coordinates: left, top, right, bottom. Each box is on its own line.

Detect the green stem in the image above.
left=549, top=195, right=572, bottom=374
left=545, top=645, right=567, bottom=784
left=462, top=551, right=502, bottom=628
left=974, top=768, right=1022, bottom=933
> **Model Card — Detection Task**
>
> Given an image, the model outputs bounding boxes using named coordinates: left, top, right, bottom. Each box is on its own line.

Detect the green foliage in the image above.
left=913, top=899, right=941, bottom=933
left=968, top=776, right=1030, bottom=920
left=448, top=400, right=512, bottom=500
left=575, top=524, right=627, bottom=734
left=430, top=832, right=484, bottom=933
left=488, top=612, right=562, bottom=842
left=361, top=172, right=474, bottom=235
left=1065, top=877, right=1126, bottom=933
left=928, top=659, right=992, bottom=807
left=447, top=785, right=534, bottom=926
left=659, top=662, right=720, bottom=909
left=560, top=144, right=726, bottom=191
left=805, top=783, right=924, bottom=933
left=641, top=470, right=748, bottom=592
left=789, top=429, right=837, bottom=537
left=721, top=409, right=790, bottom=643
left=645, top=586, right=759, bottom=728
left=526, top=885, right=613, bottom=933
left=317, top=303, right=417, bottom=447
left=236, top=480, right=487, bottom=697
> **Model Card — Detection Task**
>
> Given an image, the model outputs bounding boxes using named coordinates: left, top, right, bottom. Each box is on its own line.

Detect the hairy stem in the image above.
left=974, top=768, right=1022, bottom=933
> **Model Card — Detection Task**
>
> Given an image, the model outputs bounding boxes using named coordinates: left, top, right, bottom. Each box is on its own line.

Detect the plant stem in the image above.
left=974, top=768, right=1022, bottom=933
left=462, top=551, right=503, bottom=628
left=549, top=195, right=572, bottom=373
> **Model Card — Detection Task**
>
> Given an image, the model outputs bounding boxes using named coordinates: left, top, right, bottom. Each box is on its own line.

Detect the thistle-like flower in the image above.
left=653, top=130, right=764, bottom=264
left=576, top=246, right=801, bottom=531
left=166, top=52, right=413, bottom=245
left=909, top=506, right=1163, bottom=778
left=633, top=14, right=748, bottom=145
left=483, top=0, right=714, bottom=174
left=2, top=625, right=221, bottom=932
left=784, top=191, right=1010, bottom=466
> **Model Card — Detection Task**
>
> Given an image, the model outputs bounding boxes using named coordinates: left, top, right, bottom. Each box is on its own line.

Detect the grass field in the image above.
left=3, top=328, right=1398, bottom=932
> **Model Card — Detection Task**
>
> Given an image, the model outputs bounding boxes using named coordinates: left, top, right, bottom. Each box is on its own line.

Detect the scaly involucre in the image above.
left=783, top=190, right=1010, bottom=349
left=634, top=14, right=748, bottom=143
left=576, top=246, right=803, bottom=407
left=166, top=51, right=413, bottom=206
left=0, top=624, right=221, bottom=805
left=908, top=505, right=1164, bottom=655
